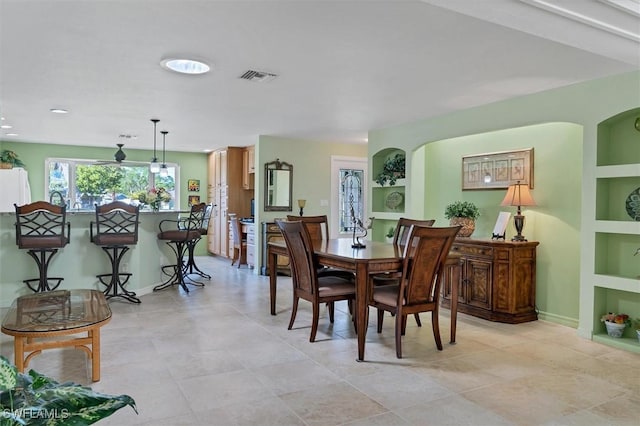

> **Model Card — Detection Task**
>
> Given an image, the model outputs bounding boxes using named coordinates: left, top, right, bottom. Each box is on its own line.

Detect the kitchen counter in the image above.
left=0, top=210, right=200, bottom=307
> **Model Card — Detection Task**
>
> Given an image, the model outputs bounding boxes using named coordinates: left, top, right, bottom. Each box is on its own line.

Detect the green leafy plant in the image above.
left=385, top=227, right=395, bottom=238
left=374, top=153, right=405, bottom=186
left=0, top=355, right=137, bottom=425
left=444, top=201, right=480, bottom=220
left=0, top=150, right=25, bottom=168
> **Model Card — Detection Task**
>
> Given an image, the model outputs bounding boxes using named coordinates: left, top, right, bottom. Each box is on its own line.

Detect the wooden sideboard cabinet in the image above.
left=441, top=238, right=539, bottom=324
left=260, top=222, right=290, bottom=276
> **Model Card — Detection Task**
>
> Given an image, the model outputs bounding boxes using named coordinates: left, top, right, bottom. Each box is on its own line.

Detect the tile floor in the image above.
left=1, top=255, right=638, bottom=425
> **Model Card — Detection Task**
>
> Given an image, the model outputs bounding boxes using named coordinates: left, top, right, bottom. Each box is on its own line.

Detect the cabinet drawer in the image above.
left=452, top=244, right=493, bottom=258
left=246, top=233, right=255, bottom=245
left=266, top=224, right=280, bottom=233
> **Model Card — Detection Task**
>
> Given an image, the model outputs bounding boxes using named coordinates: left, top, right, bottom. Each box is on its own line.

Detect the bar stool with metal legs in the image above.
left=154, top=208, right=204, bottom=293
left=90, top=201, right=141, bottom=303
left=182, top=203, right=212, bottom=279
left=14, top=201, right=70, bottom=292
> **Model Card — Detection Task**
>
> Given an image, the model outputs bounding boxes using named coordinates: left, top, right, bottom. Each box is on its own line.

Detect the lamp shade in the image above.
left=501, top=182, right=536, bottom=207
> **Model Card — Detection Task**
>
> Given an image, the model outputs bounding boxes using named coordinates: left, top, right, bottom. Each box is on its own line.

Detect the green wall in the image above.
left=0, top=141, right=209, bottom=254
left=422, top=123, right=582, bottom=322
left=368, top=70, right=640, bottom=330
left=253, top=136, right=367, bottom=271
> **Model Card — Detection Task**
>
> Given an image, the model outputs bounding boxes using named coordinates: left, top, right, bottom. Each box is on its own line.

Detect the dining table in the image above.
left=268, top=238, right=461, bottom=361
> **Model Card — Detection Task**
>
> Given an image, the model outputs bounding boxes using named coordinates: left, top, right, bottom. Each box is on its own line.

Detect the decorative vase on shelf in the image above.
left=604, top=321, right=626, bottom=338
left=449, top=217, right=475, bottom=237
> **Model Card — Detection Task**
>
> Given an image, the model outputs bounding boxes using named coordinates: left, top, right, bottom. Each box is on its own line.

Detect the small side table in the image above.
left=1, top=289, right=112, bottom=382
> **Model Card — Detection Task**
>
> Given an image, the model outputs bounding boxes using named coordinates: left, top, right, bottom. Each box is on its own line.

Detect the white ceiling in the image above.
left=1, top=0, right=638, bottom=155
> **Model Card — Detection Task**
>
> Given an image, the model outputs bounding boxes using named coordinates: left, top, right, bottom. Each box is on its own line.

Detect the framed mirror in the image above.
left=264, top=159, right=293, bottom=211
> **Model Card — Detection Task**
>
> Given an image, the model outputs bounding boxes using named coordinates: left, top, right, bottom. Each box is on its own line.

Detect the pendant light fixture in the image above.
left=160, top=130, right=169, bottom=177
left=149, top=118, right=161, bottom=173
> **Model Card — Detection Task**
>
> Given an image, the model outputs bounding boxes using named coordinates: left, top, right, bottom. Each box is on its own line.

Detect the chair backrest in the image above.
left=185, top=203, right=210, bottom=234
left=286, top=215, right=329, bottom=243
left=399, top=225, right=460, bottom=307
left=91, top=201, right=140, bottom=245
left=229, top=215, right=242, bottom=247
left=393, top=217, right=436, bottom=247
left=14, top=201, right=70, bottom=249
left=276, top=220, right=318, bottom=296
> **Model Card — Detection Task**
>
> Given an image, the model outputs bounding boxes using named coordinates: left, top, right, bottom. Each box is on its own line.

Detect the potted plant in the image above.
left=600, top=312, right=631, bottom=338
left=0, top=355, right=137, bottom=425
left=375, top=153, right=405, bottom=186
left=444, top=201, right=480, bottom=237
left=385, top=227, right=395, bottom=243
left=0, top=149, right=25, bottom=169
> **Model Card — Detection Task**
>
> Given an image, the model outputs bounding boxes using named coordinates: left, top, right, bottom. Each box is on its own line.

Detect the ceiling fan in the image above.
left=93, top=143, right=127, bottom=165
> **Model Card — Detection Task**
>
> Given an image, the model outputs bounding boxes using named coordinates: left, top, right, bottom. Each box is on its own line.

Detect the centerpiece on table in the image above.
left=133, top=187, right=171, bottom=211
left=600, top=312, right=631, bottom=338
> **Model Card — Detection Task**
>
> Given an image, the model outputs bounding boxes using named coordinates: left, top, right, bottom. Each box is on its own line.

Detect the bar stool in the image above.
left=90, top=202, right=141, bottom=304
left=14, top=201, right=70, bottom=292
left=182, top=203, right=212, bottom=279
left=154, top=208, right=205, bottom=293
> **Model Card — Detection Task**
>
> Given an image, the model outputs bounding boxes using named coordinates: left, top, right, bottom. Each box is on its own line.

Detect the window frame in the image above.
left=44, top=157, right=180, bottom=211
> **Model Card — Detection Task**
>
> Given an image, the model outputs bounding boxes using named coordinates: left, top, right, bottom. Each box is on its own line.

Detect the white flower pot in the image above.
left=604, top=321, right=626, bottom=338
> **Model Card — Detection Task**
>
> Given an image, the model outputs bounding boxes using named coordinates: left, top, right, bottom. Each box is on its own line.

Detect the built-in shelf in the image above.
left=589, top=107, right=640, bottom=353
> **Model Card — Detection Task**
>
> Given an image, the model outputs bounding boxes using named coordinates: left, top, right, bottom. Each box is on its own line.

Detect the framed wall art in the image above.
left=462, top=148, right=533, bottom=190
left=188, top=195, right=201, bottom=206
left=187, top=179, right=200, bottom=192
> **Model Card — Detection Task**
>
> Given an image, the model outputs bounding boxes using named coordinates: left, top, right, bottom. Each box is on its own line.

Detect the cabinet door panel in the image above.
left=466, top=258, right=492, bottom=310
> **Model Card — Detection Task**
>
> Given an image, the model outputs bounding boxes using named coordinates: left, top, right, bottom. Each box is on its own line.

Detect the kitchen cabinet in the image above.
left=207, top=147, right=252, bottom=258
left=441, top=238, right=539, bottom=324
left=242, top=146, right=255, bottom=190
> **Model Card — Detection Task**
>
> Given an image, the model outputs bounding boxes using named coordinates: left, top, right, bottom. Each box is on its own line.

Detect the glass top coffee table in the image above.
left=1, top=289, right=112, bottom=382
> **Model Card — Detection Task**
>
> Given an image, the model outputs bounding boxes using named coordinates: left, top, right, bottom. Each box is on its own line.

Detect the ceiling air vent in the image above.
left=239, top=69, right=278, bottom=83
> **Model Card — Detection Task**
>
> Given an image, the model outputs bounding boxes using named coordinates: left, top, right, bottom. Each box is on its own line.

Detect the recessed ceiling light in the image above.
left=160, top=58, right=211, bottom=75
left=5, top=133, right=18, bottom=137
left=50, top=108, right=68, bottom=114
left=1, top=124, right=12, bottom=129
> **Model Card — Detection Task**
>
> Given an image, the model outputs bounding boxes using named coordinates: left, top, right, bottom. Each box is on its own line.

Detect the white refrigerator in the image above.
left=0, top=168, right=32, bottom=212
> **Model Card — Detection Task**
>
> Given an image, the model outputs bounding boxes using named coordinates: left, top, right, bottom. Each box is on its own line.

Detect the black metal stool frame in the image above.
left=155, top=204, right=208, bottom=293
left=90, top=202, right=141, bottom=304
left=14, top=201, right=70, bottom=292
left=181, top=203, right=213, bottom=279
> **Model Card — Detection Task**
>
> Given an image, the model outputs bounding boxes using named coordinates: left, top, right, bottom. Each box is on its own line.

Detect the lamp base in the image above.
left=511, top=235, right=528, bottom=242
left=351, top=242, right=366, bottom=249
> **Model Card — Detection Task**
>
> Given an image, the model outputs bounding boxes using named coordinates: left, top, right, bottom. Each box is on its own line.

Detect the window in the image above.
left=45, top=158, right=179, bottom=210
left=339, top=169, right=364, bottom=233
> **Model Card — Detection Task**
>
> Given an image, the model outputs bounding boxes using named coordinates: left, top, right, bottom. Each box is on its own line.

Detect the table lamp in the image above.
left=297, top=199, right=306, bottom=216
left=500, top=181, right=536, bottom=242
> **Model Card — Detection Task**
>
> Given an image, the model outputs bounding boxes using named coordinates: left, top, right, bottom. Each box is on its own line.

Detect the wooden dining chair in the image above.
left=369, top=225, right=460, bottom=358
left=276, top=220, right=356, bottom=342
left=286, top=215, right=353, bottom=279
left=372, top=217, right=436, bottom=326
left=229, top=215, right=247, bottom=268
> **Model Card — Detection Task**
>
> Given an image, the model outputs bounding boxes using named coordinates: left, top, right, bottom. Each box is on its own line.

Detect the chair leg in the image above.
left=96, top=245, right=141, bottom=304
left=328, top=301, right=335, bottom=323
left=377, top=309, right=384, bottom=333
left=310, top=302, right=320, bottom=342
left=414, top=313, right=422, bottom=327
left=395, top=311, right=403, bottom=358
left=288, top=296, right=299, bottom=330
left=431, top=310, right=443, bottom=351
left=401, top=314, right=408, bottom=335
